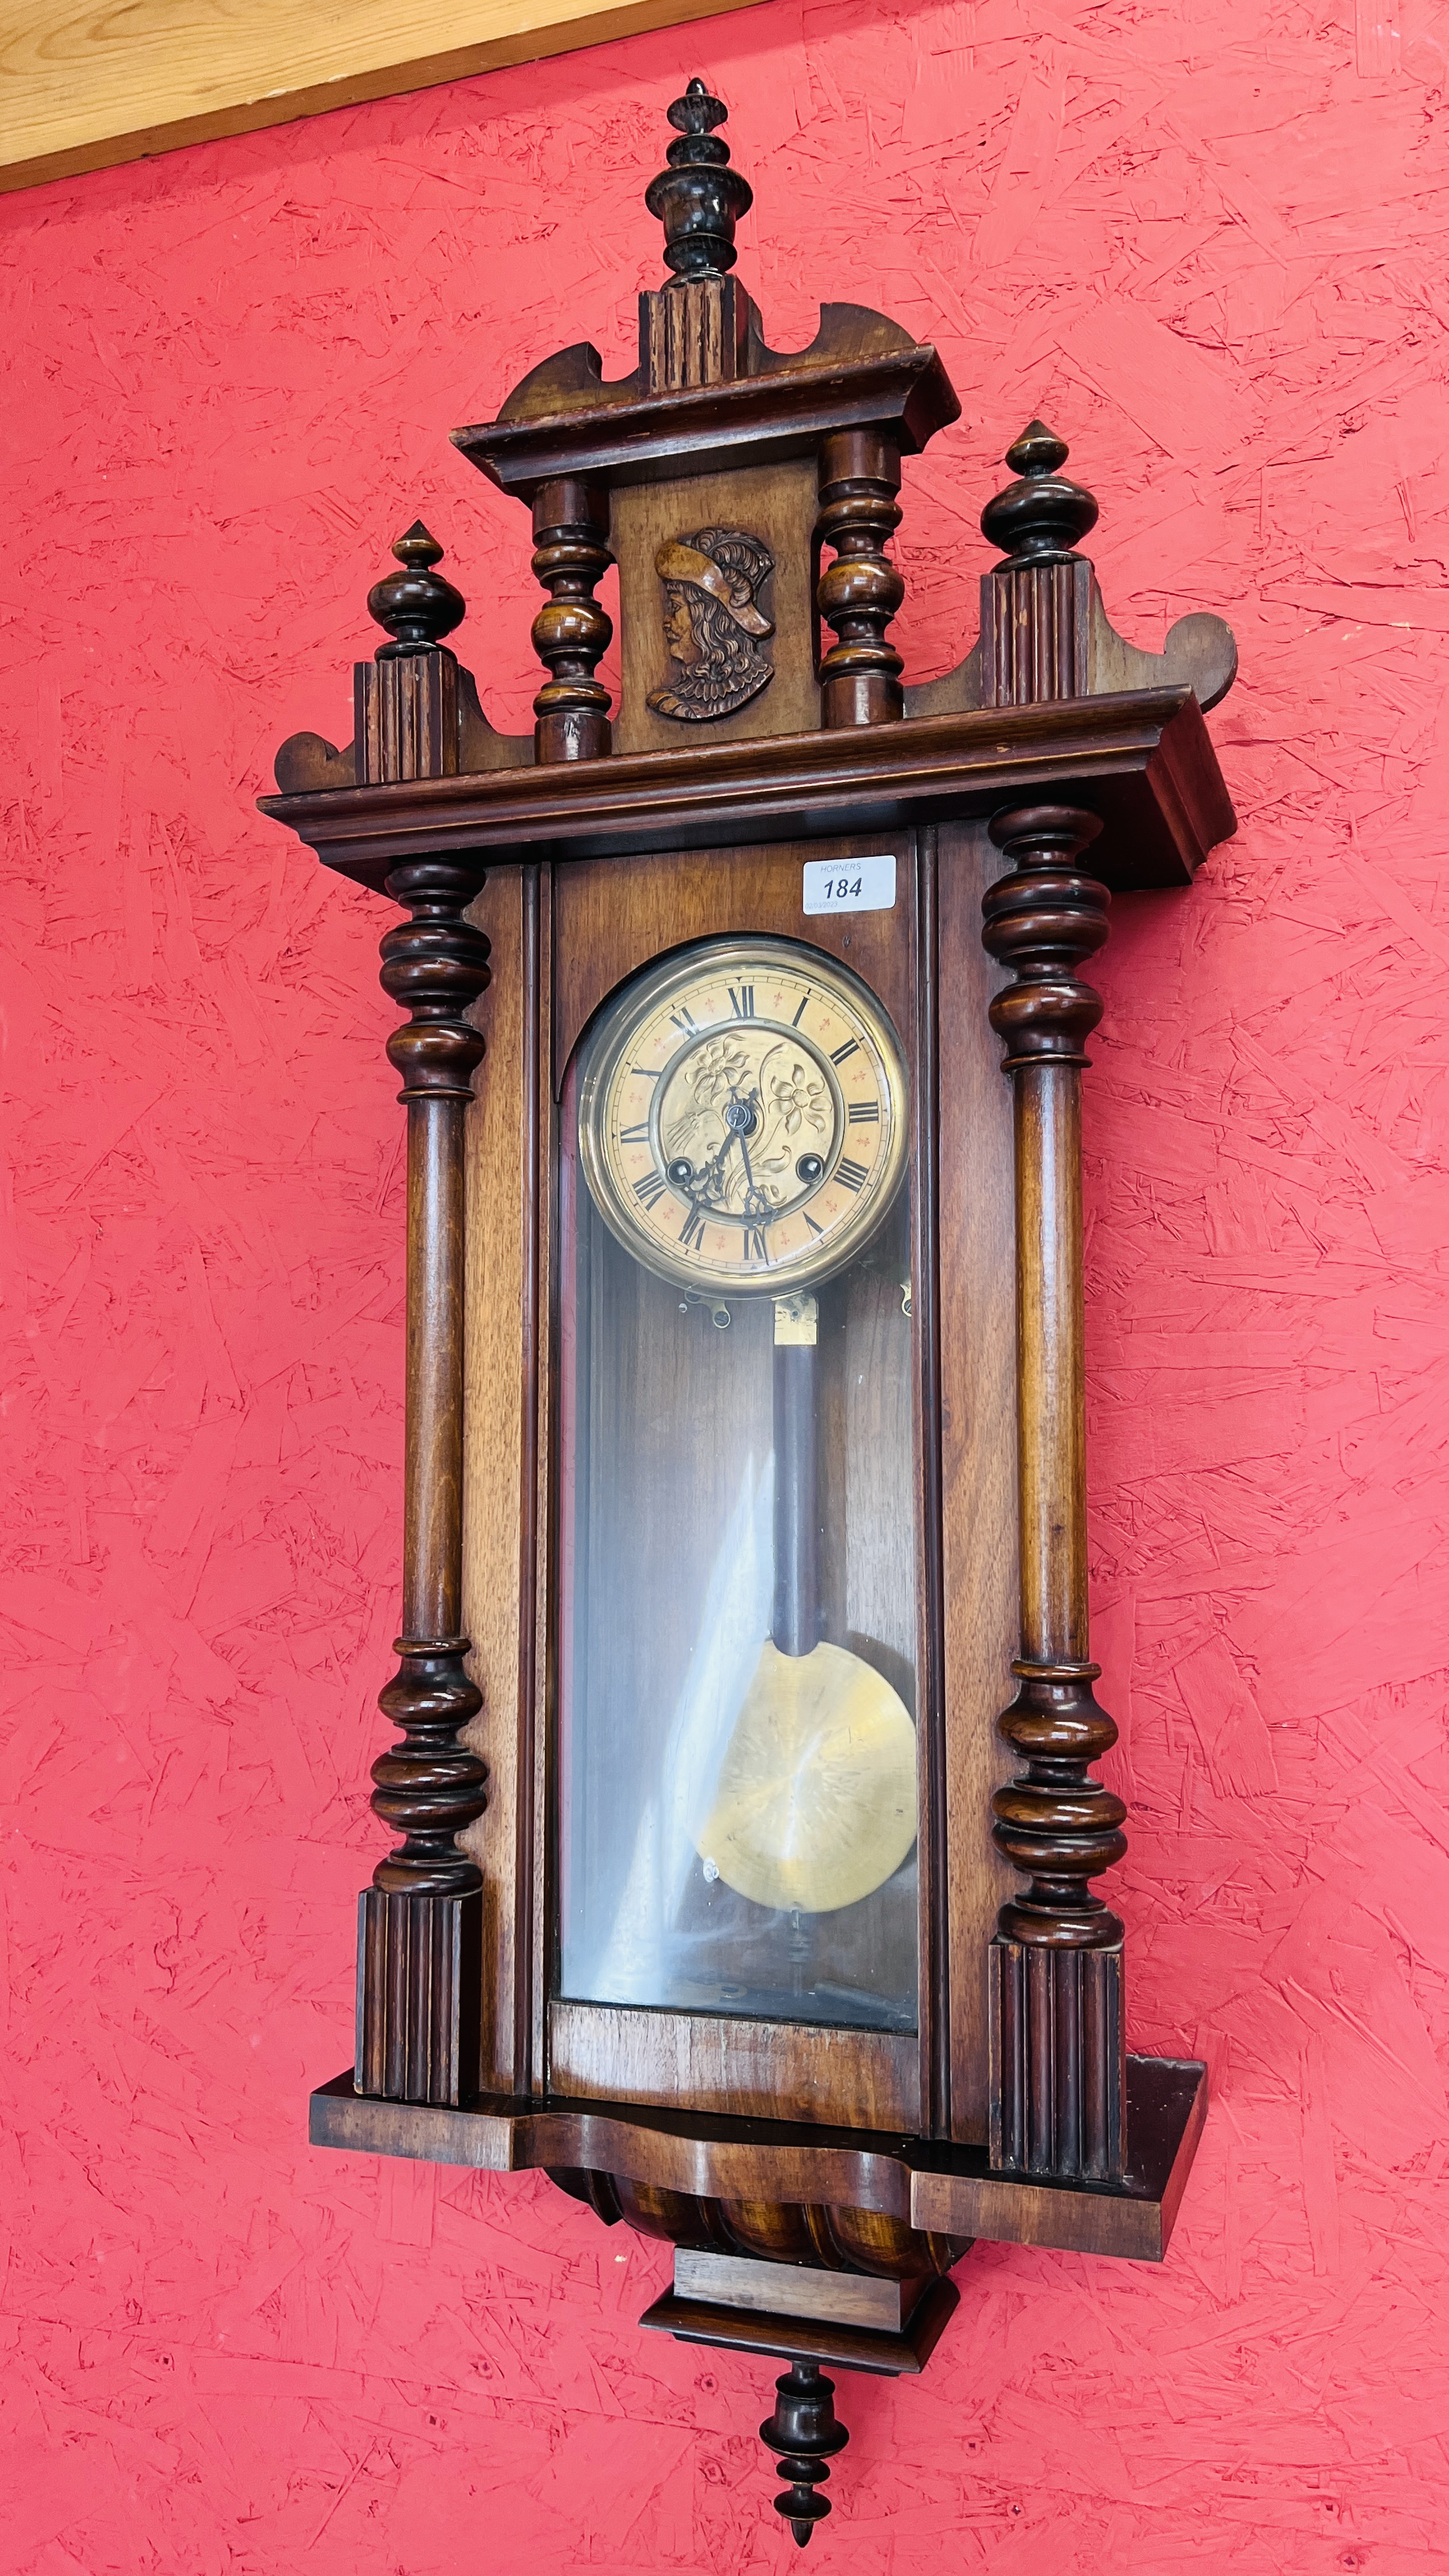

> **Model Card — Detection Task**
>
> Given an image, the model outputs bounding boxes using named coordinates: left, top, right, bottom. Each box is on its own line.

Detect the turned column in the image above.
left=356, top=855, right=491, bottom=2106
left=982, top=803, right=1128, bottom=2180
left=815, top=428, right=904, bottom=727
left=530, top=476, right=613, bottom=762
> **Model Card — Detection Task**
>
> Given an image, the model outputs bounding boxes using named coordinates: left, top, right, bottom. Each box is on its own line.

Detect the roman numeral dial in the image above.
left=575, top=934, right=908, bottom=1298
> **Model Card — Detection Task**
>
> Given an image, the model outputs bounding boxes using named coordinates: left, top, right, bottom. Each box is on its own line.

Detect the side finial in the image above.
left=367, top=521, right=466, bottom=658
left=645, top=77, right=753, bottom=284
left=981, top=421, right=1099, bottom=564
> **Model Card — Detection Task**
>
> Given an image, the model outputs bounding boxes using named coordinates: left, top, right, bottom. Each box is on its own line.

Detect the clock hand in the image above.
left=689, top=1087, right=760, bottom=1217
left=721, top=1086, right=765, bottom=1215
left=693, top=1129, right=740, bottom=1209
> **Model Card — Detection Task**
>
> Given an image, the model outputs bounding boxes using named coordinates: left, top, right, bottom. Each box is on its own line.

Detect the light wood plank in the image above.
left=0, top=0, right=769, bottom=194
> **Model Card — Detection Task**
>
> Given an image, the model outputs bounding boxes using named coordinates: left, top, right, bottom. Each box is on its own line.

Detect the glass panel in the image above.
left=556, top=940, right=919, bottom=2034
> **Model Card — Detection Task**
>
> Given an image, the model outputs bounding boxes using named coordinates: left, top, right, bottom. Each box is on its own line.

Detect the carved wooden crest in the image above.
left=648, top=523, right=776, bottom=720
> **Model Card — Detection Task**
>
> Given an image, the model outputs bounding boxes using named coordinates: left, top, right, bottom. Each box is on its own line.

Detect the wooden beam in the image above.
left=0, top=0, right=769, bottom=195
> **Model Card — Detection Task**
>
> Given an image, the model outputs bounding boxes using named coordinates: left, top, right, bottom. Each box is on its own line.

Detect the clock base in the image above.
left=310, top=2050, right=1207, bottom=2263
left=639, top=2274, right=960, bottom=2549
left=639, top=2260, right=960, bottom=2376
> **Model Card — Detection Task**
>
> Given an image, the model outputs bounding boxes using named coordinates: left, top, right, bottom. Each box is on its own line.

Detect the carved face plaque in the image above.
left=647, top=524, right=776, bottom=722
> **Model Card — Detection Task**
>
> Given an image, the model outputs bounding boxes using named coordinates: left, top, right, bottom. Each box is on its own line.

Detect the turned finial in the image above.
left=758, top=2361, right=848, bottom=2547
left=645, top=77, right=753, bottom=283
left=367, top=521, right=466, bottom=657
left=981, top=420, right=1100, bottom=564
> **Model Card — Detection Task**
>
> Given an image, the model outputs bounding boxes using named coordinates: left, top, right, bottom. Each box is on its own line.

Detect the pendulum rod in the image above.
left=772, top=1294, right=820, bottom=1656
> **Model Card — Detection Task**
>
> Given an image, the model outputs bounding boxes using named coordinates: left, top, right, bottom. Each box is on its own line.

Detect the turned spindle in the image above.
left=356, top=855, right=492, bottom=2107
left=816, top=428, right=905, bottom=727
left=530, top=477, right=613, bottom=762
left=982, top=802, right=1128, bottom=2180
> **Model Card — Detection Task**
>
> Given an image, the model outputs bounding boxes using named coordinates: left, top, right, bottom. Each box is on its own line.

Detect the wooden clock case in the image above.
left=262, top=82, right=1238, bottom=2538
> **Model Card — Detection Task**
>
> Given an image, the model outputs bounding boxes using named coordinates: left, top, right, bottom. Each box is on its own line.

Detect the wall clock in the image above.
left=262, top=79, right=1239, bottom=2544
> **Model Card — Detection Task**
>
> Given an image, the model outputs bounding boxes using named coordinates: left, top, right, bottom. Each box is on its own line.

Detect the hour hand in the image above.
left=691, top=1130, right=739, bottom=1210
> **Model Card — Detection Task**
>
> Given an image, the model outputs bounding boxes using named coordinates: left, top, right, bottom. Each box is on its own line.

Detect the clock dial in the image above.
left=576, top=938, right=908, bottom=1297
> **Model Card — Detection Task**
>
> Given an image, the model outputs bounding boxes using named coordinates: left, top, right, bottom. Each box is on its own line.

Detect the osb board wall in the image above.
left=1, top=2, right=1446, bottom=2567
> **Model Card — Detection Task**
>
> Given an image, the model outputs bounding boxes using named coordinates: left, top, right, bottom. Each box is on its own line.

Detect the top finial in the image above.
left=367, top=521, right=466, bottom=658
left=645, top=79, right=753, bottom=284
left=668, top=74, right=729, bottom=137
left=980, top=420, right=1099, bottom=563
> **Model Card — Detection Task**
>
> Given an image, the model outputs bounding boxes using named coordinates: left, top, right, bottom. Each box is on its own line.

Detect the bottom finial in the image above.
left=759, top=2360, right=849, bottom=2545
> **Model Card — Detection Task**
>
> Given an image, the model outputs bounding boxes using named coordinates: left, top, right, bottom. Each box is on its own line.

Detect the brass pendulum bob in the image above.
left=694, top=1293, right=917, bottom=1915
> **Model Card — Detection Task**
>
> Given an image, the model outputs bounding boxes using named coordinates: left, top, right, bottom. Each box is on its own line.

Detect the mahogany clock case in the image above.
left=462, top=827, right=1017, bottom=2143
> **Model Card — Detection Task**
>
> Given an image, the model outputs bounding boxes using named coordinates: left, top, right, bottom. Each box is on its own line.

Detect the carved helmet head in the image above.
left=654, top=528, right=774, bottom=637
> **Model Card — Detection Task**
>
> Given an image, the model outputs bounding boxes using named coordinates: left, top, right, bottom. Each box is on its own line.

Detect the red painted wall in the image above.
left=3, top=2, right=1447, bottom=2566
